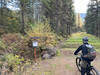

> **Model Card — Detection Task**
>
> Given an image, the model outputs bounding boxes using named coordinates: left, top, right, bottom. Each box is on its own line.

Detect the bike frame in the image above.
left=76, top=55, right=99, bottom=75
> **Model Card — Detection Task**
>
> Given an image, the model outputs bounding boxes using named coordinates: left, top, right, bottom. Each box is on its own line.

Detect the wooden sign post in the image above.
left=32, top=40, right=38, bottom=63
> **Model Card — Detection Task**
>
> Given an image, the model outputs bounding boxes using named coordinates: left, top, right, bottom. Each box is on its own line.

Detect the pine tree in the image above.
left=85, top=0, right=100, bottom=37
left=41, top=0, right=75, bottom=37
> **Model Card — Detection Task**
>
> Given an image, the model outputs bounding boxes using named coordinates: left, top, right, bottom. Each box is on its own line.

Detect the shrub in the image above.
left=26, top=21, right=58, bottom=48
left=1, top=33, right=34, bottom=59
left=1, top=33, right=23, bottom=45
left=0, top=39, right=7, bottom=54
left=56, top=50, right=61, bottom=56
left=0, top=54, right=24, bottom=71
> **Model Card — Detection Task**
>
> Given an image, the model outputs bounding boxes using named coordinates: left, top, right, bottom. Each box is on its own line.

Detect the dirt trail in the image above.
left=32, top=49, right=100, bottom=75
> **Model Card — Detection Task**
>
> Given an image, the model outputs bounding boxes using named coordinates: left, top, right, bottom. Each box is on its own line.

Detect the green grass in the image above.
left=56, top=50, right=61, bottom=56
left=63, top=32, right=100, bottom=51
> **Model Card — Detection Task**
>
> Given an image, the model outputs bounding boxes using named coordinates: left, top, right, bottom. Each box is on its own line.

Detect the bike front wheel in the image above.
left=76, top=57, right=81, bottom=72
left=89, top=67, right=100, bottom=75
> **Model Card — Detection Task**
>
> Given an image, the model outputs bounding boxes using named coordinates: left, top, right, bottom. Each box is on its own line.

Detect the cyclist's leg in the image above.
left=81, top=58, right=87, bottom=75
left=81, top=57, right=88, bottom=68
left=81, top=67, right=86, bottom=75
left=86, top=60, right=93, bottom=75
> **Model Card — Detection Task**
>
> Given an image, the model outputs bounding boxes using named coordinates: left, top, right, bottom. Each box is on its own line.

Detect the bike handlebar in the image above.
left=75, top=53, right=82, bottom=56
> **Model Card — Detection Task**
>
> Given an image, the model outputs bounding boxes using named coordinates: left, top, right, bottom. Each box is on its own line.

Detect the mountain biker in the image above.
left=74, top=37, right=96, bottom=75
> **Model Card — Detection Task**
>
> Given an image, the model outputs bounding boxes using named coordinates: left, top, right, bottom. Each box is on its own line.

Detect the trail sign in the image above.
left=32, top=41, right=38, bottom=47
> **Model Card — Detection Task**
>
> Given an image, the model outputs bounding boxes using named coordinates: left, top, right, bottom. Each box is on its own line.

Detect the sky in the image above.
left=7, top=1, right=20, bottom=10
left=73, top=0, right=90, bottom=13
left=7, top=0, right=90, bottom=13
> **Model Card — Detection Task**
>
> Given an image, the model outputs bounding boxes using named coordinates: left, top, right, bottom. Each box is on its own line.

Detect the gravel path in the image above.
left=32, top=49, right=100, bottom=75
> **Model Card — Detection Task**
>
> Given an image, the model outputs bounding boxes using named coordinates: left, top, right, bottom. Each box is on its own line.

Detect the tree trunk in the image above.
left=20, top=1, right=25, bottom=34
left=0, top=0, right=3, bottom=26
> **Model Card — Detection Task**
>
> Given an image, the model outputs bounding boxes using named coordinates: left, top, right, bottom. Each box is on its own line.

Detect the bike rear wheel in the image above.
left=76, top=57, right=81, bottom=72
left=89, top=67, right=99, bottom=75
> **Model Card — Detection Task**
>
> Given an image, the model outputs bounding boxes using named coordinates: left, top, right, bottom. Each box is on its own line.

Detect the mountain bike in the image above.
left=76, top=54, right=99, bottom=75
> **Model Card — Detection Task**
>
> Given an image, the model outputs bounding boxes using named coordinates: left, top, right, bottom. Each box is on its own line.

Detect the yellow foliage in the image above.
left=26, top=22, right=58, bottom=47
left=75, top=13, right=84, bottom=28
